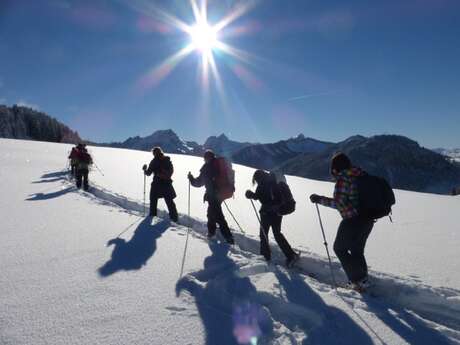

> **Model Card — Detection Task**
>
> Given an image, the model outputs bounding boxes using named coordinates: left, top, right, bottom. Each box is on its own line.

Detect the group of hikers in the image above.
left=68, top=143, right=93, bottom=191
left=68, top=144, right=395, bottom=291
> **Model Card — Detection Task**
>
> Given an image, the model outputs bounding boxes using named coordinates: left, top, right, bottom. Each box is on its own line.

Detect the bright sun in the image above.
left=189, top=22, right=218, bottom=53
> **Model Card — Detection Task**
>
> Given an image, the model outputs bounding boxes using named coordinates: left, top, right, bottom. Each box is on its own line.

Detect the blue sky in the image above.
left=1, top=0, right=459, bottom=148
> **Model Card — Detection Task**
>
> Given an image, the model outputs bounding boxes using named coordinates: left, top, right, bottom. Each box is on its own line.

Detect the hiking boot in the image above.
left=356, top=277, right=372, bottom=290
left=346, top=277, right=371, bottom=292
left=286, top=253, right=300, bottom=268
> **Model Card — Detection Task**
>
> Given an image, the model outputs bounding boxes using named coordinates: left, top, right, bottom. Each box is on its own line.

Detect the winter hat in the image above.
left=252, top=169, right=268, bottom=185
left=152, top=147, right=164, bottom=156
left=330, top=152, right=351, bottom=175
left=204, top=150, right=215, bottom=161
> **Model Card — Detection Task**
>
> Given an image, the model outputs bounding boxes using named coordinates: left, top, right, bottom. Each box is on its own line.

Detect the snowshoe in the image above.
left=286, top=252, right=300, bottom=268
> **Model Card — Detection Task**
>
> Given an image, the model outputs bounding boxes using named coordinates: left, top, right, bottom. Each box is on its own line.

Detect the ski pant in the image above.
left=207, top=199, right=233, bottom=241
left=70, top=164, right=77, bottom=177
left=76, top=168, right=89, bottom=190
left=259, top=212, right=296, bottom=261
left=333, top=216, right=374, bottom=283
left=150, top=196, right=178, bottom=222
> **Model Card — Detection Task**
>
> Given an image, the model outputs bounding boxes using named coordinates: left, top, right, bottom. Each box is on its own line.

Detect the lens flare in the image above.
left=128, top=0, right=262, bottom=97
left=189, top=22, right=218, bottom=52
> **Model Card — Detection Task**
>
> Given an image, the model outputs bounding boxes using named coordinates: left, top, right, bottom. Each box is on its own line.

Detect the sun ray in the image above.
left=214, top=0, right=258, bottom=32
left=121, top=0, right=191, bottom=33
left=127, top=0, right=261, bottom=99
left=208, top=52, right=230, bottom=114
left=137, top=44, right=194, bottom=91
left=214, top=41, right=255, bottom=65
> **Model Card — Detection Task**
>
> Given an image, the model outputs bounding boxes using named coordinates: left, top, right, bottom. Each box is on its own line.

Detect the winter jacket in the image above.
left=68, top=148, right=79, bottom=164
left=189, top=159, right=219, bottom=202
left=76, top=150, right=92, bottom=170
left=318, top=167, right=364, bottom=219
left=145, top=156, right=176, bottom=199
left=251, top=177, right=283, bottom=215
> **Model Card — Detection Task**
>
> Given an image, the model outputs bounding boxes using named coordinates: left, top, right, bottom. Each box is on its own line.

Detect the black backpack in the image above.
left=276, top=181, right=296, bottom=215
left=268, top=172, right=296, bottom=215
left=356, top=173, right=395, bottom=220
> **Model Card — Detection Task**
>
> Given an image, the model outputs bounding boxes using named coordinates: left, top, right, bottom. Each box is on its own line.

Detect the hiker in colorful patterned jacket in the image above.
left=187, top=150, right=234, bottom=244
left=245, top=170, right=299, bottom=267
left=75, top=143, right=92, bottom=191
left=143, top=147, right=178, bottom=222
left=309, top=152, right=374, bottom=290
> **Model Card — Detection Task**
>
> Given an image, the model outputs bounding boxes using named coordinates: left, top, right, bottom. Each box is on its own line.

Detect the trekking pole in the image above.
left=249, top=199, right=270, bottom=245
left=223, top=200, right=246, bottom=234
left=315, top=203, right=337, bottom=288
left=93, top=162, right=105, bottom=176
left=179, top=180, right=192, bottom=278
left=143, top=173, right=146, bottom=217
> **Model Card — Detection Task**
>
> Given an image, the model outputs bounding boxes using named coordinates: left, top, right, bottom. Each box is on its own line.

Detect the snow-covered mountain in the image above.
left=203, top=133, right=253, bottom=157
left=104, top=129, right=202, bottom=155
left=283, top=134, right=333, bottom=154
left=433, top=147, right=460, bottom=162
left=230, top=135, right=333, bottom=170
left=278, top=135, right=460, bottom=194
left=2, top=138, right=460, bottom=344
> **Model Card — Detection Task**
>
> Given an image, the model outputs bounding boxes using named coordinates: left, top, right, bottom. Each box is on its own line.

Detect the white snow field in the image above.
left=1, top=138, right=460, bottom=345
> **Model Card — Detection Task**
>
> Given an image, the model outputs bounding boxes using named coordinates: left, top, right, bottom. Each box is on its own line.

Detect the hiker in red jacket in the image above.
left=68, top=146, right=79, bottom=177
left=75, top=144, right=92, bottom=191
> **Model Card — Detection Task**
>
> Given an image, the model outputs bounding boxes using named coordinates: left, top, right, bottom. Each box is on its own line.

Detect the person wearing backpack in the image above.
left=143, top=147, right=178, bottom=222
left=75, top=143, right=92, bottom=191
left=246, top=170, right=299, bottom=267
left=309, top=152, right=374, bottom=290
left=68, top=145, right=79, bottom=177
left=188, top=150, right=235, bottom=244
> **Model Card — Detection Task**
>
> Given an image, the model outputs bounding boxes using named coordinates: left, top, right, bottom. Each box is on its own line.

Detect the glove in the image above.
left=142, top=164, right=147, bottom=171
left=309, top=194, right=321, bottom=203
left=187, top=172, right=193, bottom=181
left=245, top=190, right=254, bottom=199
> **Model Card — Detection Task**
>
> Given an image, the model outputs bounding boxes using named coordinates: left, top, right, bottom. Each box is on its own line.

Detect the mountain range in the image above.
left=101, top=129, right=460, bottom=194
left=0, top=104, right=458, bottom=194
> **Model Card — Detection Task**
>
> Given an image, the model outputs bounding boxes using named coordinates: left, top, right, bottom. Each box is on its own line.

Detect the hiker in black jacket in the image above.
left=246, top=170, right=299, bottom=267
left=188, top=150, right=234, bottom=244
left=143, top=147, right=178, bottom=222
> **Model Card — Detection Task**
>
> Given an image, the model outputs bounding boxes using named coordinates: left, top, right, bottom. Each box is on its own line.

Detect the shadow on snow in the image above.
left=98, top=217, right=169, bottom=277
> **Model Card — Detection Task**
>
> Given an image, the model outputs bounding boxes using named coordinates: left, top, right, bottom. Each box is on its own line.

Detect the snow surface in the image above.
left=1, top=138, right=460, bottom=345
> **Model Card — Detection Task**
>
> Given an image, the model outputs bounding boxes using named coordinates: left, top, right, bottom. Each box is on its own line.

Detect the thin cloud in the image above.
left=17, top=100, right=40, bottom=110
left=288, top=91, right=337, bottom=102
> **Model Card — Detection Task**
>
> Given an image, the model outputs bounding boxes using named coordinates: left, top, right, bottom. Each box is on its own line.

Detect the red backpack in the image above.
left=213, top=157, right=235, bottom=201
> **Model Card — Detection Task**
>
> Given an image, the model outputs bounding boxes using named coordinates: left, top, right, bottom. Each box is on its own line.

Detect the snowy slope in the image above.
left=1, top=138, right=460, bottom=345
left=87, top=143, right=460, bottom=289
